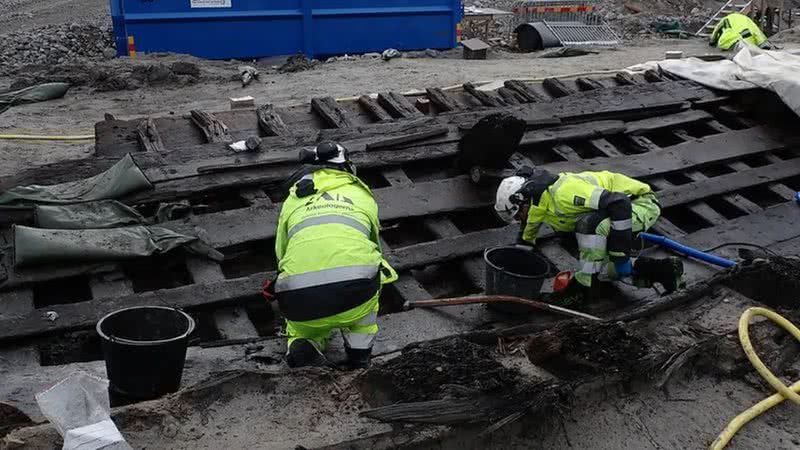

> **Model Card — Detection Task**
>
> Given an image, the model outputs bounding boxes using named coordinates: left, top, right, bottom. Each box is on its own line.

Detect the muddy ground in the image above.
left=5, top=259, right=800, bottom=449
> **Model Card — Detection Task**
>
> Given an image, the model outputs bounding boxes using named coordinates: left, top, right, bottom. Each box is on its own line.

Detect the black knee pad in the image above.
left=575, top=211, right=608, bottom=235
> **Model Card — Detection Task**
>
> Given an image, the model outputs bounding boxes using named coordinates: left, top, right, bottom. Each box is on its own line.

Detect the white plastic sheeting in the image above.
left=627, top=42, right=800, bottom=117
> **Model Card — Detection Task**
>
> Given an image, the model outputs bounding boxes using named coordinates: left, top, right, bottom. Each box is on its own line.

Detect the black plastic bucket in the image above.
left=485, top=246, right=551, bottom=314
left=96, top=306, right=195, bottom=402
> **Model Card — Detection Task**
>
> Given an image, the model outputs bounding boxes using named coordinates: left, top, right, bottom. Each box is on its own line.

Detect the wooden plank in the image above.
left=89, top=271, right=133, bottom=299
left=504, top=80, right=546, bottom=103
left=496, top=87, right=522, bottom=105
left=422, top=217, right=485, bottom=289
left=543, top=127, right=799, bottom=178
left=542, top=78, right=576, bottom=98
left=381, top=167, right=413, bottom=186
left=365, top=127, right=449, bottom=151
left=575, top=77, right=605, bottom=91
left=625, top=110, right=713, bottom=135
left=650, top=217, right=687, bottom=238
left=389, top=276, right=433, bottom=302
left=358, top=95, right=393, bottom=122
left=256, top=104, right=291, bottom=136
left=388, top=226, right=515, bottom=271
left=462, top=83, right=504, bottom=107
left=614, top=72, right=637, bottom=86
left=656, top=158, right=800, bottom=208
left=520, top=120, right=626, bottom=146
left=136, top=118, right=166, bottom=153
left=588, top=138, right=625, bottom=157
left=190, top=110, right=232, bottom=143
left=643, top=69, right=666, bottom=83
left=377, top=92, right=424, bottom=119
left=425, top=87, right=463, bottom=112
left=551, top=144, right=582, bottom=161
left=310, top=97, right=353, bottom=128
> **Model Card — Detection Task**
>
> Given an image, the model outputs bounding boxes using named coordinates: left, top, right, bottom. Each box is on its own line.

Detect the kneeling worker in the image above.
left=264, top=142, right=397, bottom=368
left=495, top=167, right=684, bottom=304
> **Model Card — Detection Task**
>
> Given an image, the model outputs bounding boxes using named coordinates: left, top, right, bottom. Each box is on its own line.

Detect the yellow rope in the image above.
left=710, top=307, right=800, bottom=449
left=0, top=134, right=94, bottom=141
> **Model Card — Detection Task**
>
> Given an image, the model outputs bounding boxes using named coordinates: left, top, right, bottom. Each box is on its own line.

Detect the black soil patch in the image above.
left=0, top=402, right=33, bottom=439
left=724, top=257, right=800, bottom=309
left=526, top=321, right=649, bottom=379
left=361, top=338, right=518, bottom=405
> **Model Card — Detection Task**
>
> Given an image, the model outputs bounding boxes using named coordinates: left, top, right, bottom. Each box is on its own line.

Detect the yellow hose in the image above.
left=0, top=134, right=94, bottom=141
left=710, top=307, right=800, bottom=450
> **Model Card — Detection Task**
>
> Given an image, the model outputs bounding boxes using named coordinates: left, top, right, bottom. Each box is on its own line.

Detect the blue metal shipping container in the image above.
left=110, top=0, right=462, bottom=59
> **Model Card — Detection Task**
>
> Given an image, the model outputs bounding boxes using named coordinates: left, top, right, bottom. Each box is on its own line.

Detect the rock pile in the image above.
left=0, top=23, right=115, bottom=76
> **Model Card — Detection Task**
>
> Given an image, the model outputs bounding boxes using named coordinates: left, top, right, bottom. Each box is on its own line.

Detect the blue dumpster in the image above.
left=110, top=0, right=462, bottom=59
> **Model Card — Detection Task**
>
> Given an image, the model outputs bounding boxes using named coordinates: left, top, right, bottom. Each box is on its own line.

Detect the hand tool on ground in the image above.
left=639, top=232, right=736, bottom=268
left=403, top=295, right=602, bottom=321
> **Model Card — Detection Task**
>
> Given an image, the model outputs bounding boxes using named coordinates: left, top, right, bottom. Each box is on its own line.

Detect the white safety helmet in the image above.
left=494, top=176, right=526, bottom=224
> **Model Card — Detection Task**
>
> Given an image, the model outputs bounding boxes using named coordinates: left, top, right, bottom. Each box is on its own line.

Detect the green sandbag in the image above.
left=34, top=200, right=146, bottom=229
left=13, top=224, right=223, bottom=268
left=0, top=154, right=152, bottom=205
left=0, top=82, right=71, bottom=115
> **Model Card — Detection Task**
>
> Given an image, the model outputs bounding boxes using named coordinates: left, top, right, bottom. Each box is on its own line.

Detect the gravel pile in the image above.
left=0, top=23, right=115, bottom=76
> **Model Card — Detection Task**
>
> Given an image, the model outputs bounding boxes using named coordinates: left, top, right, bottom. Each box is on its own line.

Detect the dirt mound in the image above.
left=278, top=54, right=319, bottom=74
left=724, top=257, right=800, bottom=309
left=362, top=338, right=518, bottom=403
left=526, top=321, right=649, bottom=378
left=9, top=61, right=203, bottom=92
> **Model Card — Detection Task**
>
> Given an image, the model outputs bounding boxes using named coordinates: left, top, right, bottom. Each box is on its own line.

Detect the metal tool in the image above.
left=403, top=295, right=603, bottom=321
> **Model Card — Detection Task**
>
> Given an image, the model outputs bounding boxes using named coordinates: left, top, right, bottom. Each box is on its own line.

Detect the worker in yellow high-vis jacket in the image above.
left=710, top=12, right=769, bottom=50
left=494, top=166, right=685, bottom=305
left=263, top=142, right=397, bottom=369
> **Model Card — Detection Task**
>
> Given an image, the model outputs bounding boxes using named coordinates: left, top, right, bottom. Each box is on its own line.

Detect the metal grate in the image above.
left=512, top=0, right=602, bottom=25
left=544, top=21, right=620, bottom=45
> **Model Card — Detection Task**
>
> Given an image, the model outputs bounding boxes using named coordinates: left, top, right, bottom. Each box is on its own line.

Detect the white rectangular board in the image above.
left=191, top=0, right=231, bottom=8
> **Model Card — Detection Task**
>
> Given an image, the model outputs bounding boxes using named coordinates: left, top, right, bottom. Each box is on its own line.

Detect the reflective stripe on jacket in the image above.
left=522, top=170, right=653, bottom=243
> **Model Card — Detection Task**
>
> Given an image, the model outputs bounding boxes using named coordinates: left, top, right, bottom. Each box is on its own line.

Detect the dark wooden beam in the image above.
left=365, top=127, right=449, bottom=151
left=358, top=95, right=393, bottom=122
left=425, top=87, right=462, bottom=112
left=504, top=80, right=546, bottom=102
left=643, top=69, right=666, bottom=83
left=190, top=110, right=232, bottom=143
left=542, top=78, right=576, bottom=98
left=544, top=127, right=798, bottom=178
left=496, top=87, right=522, bottom=105
left=625, top=110, right=713, bottom=135
left=614, top=72, right=637, bottom=86
left=310, top=96, right=353, bottom=128
left=136, top=118, right=166, bottom=153
left=462, top=83, right=504, bottom=107
left=575, top=77, right=606, bottom=91
left=256, top=104, right=291, bottom=136
left=377, top=92, right=424, bottom=119
left=520, top=120, right=626, bottom=146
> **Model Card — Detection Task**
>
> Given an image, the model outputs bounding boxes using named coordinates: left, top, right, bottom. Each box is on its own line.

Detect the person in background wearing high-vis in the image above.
left=494, top=166, right=685, bottom=305
left=263, top=142, right=398, bottom=369
left=709, top=12, right=769, bottom=50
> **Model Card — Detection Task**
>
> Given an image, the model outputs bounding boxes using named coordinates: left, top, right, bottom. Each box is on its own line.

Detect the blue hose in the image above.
left=639, top=232, right=736, bottom=268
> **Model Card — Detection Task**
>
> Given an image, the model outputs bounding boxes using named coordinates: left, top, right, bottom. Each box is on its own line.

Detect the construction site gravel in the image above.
left=3, top=0, right=800, bottom=448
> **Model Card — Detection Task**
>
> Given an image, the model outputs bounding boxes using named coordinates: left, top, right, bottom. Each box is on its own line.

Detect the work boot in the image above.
left=548, top=277, right=588, bottom=308
left=286, top=339, right=327, bottom=368
left=634, top=256, right=685, bottom=294
left=345, top=347, right=372, bottom=370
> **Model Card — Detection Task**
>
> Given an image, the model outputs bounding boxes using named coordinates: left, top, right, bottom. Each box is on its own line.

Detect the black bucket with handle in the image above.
left=484, top=245, right=551, bottom=314
left=96, top=306, right=195, bottom=402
